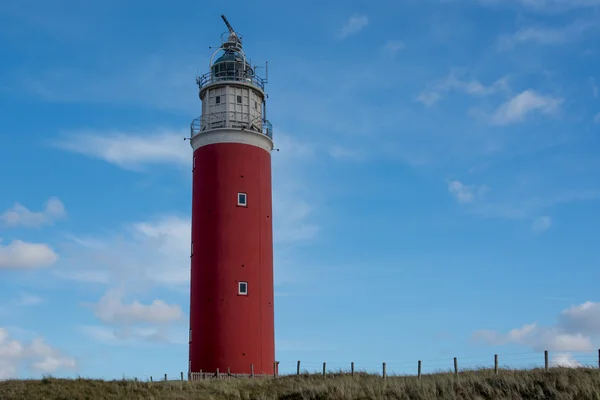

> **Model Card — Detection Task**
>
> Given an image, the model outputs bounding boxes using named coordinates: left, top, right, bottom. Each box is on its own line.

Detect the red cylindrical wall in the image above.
left=189, top=141, right=275, bottom=375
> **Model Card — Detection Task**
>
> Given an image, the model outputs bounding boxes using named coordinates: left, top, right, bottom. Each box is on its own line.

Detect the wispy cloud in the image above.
left=78, top=325, right=186, bottom=346
left=447, top=180, right=490, bottom=204
left=328, top=146, right=364, bottom=161
left=590, top=77, right=599, bottom=98
left=0, top=294, right=45, bottom=318
left=52, top=130, right=191, bottom=171
left=476, top=0, right=600, bottom=12
left=0, top=197, right=66, bottom=228
left=497, top=20, right=598, bottom=50
left=382, top=40, right=405, bottom=58
left=92, top=287, right=184, bottom=325
left=448, top=178, right=600, bottom=221
left=10, top=293, right=45, bottom=307
left=491, top=90, right=563, bottom=125
left=55, top=215, right=191, bottom=289
left=532, top=216, right=552, bottom=232
left=417, top=72, right=510, bottom=107
left=273, top=193, right=320, bottom=244
left=13, top=54, right=201, bottom=114
left=594, top=113, right=600, bottom=124
left=0, top=328, right=77, bottom=379
left=337, top=14, right=369, bottom=39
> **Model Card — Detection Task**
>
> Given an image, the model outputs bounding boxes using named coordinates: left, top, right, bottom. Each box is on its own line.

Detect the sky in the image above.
left=1, top=0, right=600, bottom=380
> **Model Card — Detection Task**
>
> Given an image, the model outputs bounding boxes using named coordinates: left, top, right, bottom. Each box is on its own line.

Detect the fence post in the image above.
left=180, top=372, right=183, bottom=381
left=418, top=360, right=422, bottom=379
left=273, top=362, right=277, bottom=378
left=150, top=376, right=153, bottom=382
left=250, top=364, right=254, bottom=378
left=351, top=362, right=355, bottom=377
left=545, top=350, right=549, bottom=371
left=454, top=357, right=458, bottom=376
left=227, top=367, right=231, bottom=379
left=199, top=369, right=203, bottom=380
left=382, top=362, right=386, bottom=380
left=323, top=362, right=326, bottom=377
left=164, top=373, right=167, bottom=381
left=297, top=360, right=301, bottom=375
left=494, top=354, right=498, bottom=375
left=216, top=368, right=220, bottom=379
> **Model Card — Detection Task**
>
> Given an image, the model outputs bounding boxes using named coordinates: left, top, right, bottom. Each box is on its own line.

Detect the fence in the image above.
left=143, top=349, right=600, bottom=382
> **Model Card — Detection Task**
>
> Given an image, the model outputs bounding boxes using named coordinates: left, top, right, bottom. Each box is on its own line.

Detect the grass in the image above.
left=3, top=368, right=600, bottom=399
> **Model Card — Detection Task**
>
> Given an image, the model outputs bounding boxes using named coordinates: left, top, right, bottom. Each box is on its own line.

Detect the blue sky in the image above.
left=2, top=0, right=600, bottom=379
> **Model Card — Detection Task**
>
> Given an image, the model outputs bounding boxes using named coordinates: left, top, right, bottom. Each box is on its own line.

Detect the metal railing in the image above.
left=189, top=372, right=271, bottom=381
left=190, top=111, right=273, bottom=140
left=196, top=71, right=266, bottom=91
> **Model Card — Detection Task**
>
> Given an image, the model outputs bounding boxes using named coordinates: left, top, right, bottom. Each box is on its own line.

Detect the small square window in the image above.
left=237, top=192, right=247, bottom=207
left=238, top=281, right=248, bottom=295
left=237, top=95, right=242, bottom=103
left=216, top=96, right=221, bottom=104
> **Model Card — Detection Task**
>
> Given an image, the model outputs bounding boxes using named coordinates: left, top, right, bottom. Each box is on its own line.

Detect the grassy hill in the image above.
left=2, top=368, right=600, bottom=399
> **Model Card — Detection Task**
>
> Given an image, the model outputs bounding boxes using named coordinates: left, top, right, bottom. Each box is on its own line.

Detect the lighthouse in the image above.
left=188, top=15, right=275, bottom=377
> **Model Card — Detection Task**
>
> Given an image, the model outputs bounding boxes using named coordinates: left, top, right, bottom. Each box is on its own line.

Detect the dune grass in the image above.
left=2, top=367, right=600, bottom=399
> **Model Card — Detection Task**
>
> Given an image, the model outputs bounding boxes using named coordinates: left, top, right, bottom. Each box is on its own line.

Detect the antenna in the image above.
left=265, top=61, right=269, bottom=84
left=221, top=15, right=235, bottom=35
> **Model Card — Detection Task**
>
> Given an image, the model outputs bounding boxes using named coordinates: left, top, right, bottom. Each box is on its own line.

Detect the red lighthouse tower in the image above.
left=188, top=15, right=275, bottom=377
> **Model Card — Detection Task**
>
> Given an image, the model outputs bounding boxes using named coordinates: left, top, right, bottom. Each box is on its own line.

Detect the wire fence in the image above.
left=141, top=349, right=600, bottom=382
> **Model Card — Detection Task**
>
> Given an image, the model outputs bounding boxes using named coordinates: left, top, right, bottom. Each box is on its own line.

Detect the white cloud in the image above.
left=473, top=323, right=593, bottom=352
left=472, top=301, right=600, bottom=353
left=491, top=90, right=562, bottom=125
left=53, top=130, right=191, bottom=171
left=532, top=216, right=552, bottom=232
left=551, top=353, right=582, bottom=368
left=55, top=215, right=191, bottom=288
left=0, top=197, right=66, bottom=228
left=558, top=302, right=600, bottom=335
left=337, top=14, right=369, bottom=39
left=497, top=20, right=596, bottom=50
left=0, top=328, right=77, bottom=379
left=418, top=72, right=509, bottom=107
left=448, top=180, right=490, bottom=203
left=0, top=240, right=59, bottom=269
left=93, top=287, right=184, bottom=324
left=594, top=113, right=600, bottom=124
